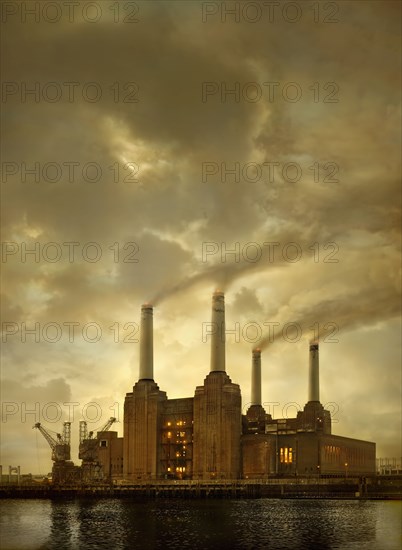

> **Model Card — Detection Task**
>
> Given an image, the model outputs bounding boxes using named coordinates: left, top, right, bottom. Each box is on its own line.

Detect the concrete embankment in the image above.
left=0, top=477, right=401, bottom=500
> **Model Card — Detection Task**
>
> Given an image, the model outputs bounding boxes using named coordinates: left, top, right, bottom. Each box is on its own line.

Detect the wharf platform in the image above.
left=0, top=477, right=401, bottom=500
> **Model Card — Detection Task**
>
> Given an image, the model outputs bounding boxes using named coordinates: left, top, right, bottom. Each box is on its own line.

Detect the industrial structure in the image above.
left=79, top=417, right=117, bottom=482
left=34, top=291, right=376, bottom=483
left=113, top=291, right=375, bottom=481
left=34, top=417, right=118, bottom=483
left=33, top=421, right=79, bottom=483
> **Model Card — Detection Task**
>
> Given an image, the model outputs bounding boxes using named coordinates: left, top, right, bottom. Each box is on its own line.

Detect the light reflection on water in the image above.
left=0, top=499, right=400, bottom=550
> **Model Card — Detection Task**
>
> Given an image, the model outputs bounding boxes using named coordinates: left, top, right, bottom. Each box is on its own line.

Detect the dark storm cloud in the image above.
left=1, top=0, right=400, bottom=469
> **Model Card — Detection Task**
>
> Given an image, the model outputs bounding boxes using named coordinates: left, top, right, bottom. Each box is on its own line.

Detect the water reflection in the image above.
left=47, top=499, right=77, bottom=549
left=1, top=498, right=399, bottom=550
left=231, top=500, right=378, bottom=550
left=0, top=499, right=51, bottom=550
left=76, top=499, right=126, bottom=549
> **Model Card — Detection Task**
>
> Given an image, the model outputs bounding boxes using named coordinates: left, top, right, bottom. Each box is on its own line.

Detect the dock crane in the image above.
left=33, top=421, right=78, bottom=484
left=79, top=417, right=116, bottom=482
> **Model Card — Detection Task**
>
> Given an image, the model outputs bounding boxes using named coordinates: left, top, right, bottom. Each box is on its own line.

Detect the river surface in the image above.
left=0, top=499, right=400, bottom=550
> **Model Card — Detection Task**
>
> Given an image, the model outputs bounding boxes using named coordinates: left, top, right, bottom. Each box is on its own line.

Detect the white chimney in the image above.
left=251, top=348, right=262, bottom=406
left=308, top=342, right=319, bottom=402
left=139, top=304, right=154, bottom=380
left=210, top=291, right=226, bottom=372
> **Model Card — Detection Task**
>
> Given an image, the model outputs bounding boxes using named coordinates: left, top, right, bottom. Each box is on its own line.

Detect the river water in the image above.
left=0, top=499, right=400, bottom=550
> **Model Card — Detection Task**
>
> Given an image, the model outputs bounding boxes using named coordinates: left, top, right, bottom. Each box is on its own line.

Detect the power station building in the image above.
left=97, top=292, right=375, bottom=481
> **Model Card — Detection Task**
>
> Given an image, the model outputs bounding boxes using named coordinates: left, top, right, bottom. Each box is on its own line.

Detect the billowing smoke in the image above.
left=150, top=258, right=290, bottom=305
left=257, top=284, right=400, bottom=351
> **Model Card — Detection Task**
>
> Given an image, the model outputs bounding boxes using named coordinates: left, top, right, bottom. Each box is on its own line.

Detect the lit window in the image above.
left=280, top=447, right=293, bottom=464
left=167, top=422, right=171, bottom=427
left=167, top=432, right=171, bottom=438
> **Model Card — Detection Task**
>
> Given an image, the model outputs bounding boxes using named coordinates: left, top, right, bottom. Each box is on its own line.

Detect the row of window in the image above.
left=166, top=431, right=187, bottom=439
left=167, top=466, right=186, bottom=473
left=280, top=447, right=293, bottom=464
left=165, top=420, right=191, bottom=427
left=323, top=444, right=369, bottom=465
left=324, top=444, right=341, bottom=461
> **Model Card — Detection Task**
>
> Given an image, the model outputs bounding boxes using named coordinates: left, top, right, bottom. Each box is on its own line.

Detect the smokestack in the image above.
left=139, top=304, right=154, bottom=380
left=210, top=290, right=226, bottom=372
left=308, top=342, right=319, bottom=402
left=251, top=348, right=262, bottom=405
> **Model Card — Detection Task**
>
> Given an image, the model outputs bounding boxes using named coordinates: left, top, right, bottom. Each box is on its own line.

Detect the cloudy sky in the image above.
left=1, top=0, right=400, bottom=474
